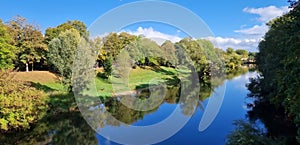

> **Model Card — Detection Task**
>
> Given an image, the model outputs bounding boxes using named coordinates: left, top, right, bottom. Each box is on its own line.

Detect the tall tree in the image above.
left=8, top=16, right=47, bottom=72
left=244, top=4, right=300, bottom=144
left=48, top=29, right=81, bottom=91
left=0, top=20, right=16, bottom=69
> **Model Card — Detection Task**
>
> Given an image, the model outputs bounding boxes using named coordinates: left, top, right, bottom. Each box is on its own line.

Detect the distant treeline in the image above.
left=0, top=15, right=255, bottom=73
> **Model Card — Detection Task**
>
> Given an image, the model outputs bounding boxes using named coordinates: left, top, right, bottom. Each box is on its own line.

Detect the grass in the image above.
left=12, top=66, right=180, bottom=99
left=95, top=66, right=180, bottom=98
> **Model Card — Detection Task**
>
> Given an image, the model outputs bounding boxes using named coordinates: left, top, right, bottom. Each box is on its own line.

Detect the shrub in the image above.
left=0, top=70, right=47, bottom=132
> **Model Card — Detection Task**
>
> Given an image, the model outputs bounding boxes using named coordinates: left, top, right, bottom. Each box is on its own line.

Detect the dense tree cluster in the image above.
left=0, top=15, right=252, bottom=82
left=227, top=4, right=300, bottom=145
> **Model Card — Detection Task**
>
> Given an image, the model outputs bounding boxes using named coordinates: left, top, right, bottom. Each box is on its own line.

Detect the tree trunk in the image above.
left=26, top=63, right=29, bottom=72
left=31, top=63, right=34, bottom=71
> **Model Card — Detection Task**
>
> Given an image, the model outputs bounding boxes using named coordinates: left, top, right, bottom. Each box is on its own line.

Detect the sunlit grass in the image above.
left=95, top=66, right=179, bottom=98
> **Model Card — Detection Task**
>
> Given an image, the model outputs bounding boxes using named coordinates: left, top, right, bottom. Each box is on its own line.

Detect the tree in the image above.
left=72, top=37, right=98, bottom=94
left=246, top=4, right=300, bottom=144
left=45, top=20, right=88, bottom=44
left=226, top=47, right=234, bottom=54
left=112, top=50, right=132, bottom=92
left=8, top=16, right=47, bottom=72
left=101, top=32, right=136, bottom=59
left=161, top=40, right=177, bottom=66
left=235, top=49, right=248, bottom=57
left=175, top=38, right=209, bottom=82
left=0, top=20, right=16, bottom=69
left=48, top=29, right=81, bottom=91
left=103, top=56, right=113, bottom=78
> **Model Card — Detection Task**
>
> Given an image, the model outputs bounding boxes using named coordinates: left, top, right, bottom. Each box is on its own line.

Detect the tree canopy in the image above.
left=229, top=4, right=300, bottom=144
left=0, top=20, right=16, bottom=69
left=48, top=28, right=81, bottom=90
left=8, top=16, right=47, bottom=72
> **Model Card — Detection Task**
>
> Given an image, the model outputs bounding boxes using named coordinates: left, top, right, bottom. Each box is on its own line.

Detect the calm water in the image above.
left=0, top=71, right=257, bottom=145
left=95, top=71, right=257, bottom=145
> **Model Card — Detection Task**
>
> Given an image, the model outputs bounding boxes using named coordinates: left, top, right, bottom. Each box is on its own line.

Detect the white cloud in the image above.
left=235, top=6, right=290, bottom=36
left=225, top=5, right=291, bottom=51
left=122, top=27, right=260, bottom=52
left=243, top=6, right=289, bottom=23
left=123, top=27, right=181, bottom=45
left=205, top=36, right=260, bottom=52
left=234, top=24, right=268, bottom=36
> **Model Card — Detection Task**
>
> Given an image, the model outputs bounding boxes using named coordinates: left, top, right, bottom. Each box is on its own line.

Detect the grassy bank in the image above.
left=12, top=66, right=180, bottom=99
left=95, top=66, right=180, bottom=97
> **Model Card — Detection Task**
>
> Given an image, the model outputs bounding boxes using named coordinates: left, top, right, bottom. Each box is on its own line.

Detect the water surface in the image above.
left=0, top=71, right=256, bottom=145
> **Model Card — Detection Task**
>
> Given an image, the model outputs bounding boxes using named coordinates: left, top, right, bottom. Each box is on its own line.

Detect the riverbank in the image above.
left=11, top=66, right=180, bottom=97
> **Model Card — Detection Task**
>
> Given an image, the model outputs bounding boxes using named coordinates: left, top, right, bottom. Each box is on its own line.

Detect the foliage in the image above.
left=103, top=56, right=113, bottom=78
left=161, top=40, right=178, bottom=66
left=72, top=37, right=97, bottom=93
left=112, top=49, right=132, bottom=90
left=8, top=16, right=47, bottom=72
left=48, top=29, right=81, bottom=91
left=0, top=93, right=97, bottom=145
left=175, top=38, right=227, bottom=84
left=0, top=70, right=47, bottom=132
left=133, top=37, right=163, bottom=66
left=45, top=20, right=89, bottom=44
left=175, top=38, right=208, bottom=72
left=235, top=49, right=249, bottom=57
left=226, top=47, right=234, bottom=54
left=0, top=20, right=16, bottom=69
left=100, top=32, right=136, bottom=62
left=246, top=4, right=300, bottom=144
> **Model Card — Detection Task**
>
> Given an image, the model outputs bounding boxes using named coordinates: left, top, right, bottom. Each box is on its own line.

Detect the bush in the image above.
left=0, top=70, right=48, bottom=132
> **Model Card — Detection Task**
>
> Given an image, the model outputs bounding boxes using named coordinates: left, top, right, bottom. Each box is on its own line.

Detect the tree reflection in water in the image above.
left=0, top=67, right=250, bottom=144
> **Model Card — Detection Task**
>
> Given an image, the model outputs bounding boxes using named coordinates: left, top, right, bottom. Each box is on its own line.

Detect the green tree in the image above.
left=0, top=20, right=16, bottom=69
left=226, top=47, right=234, bottom=54
left=48, top=29, right=81, bottom=91
left=72, top=37, right=98, bottom=93
left=175, top=38, right=209, bottom=82
left=246, top=4, right=300, bottom=144
left=235, top=49, right=248, bottom=57
left=45, top=20, right=88, bottom=44
left=103, top=56, right=113, bottom=78
left=8, top=16, right=47, bottom=72
left=161, top=40, right=177, bottom=66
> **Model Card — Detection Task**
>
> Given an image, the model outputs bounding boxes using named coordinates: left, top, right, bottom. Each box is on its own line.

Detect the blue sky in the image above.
left=0, top=0, right=290, bottom=51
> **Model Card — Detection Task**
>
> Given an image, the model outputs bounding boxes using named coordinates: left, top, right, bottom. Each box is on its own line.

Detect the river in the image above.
left=0, top=71, right=257, bottom=145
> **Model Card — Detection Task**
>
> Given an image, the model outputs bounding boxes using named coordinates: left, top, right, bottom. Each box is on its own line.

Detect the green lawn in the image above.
left=18, top=66, right=181, bottom=99
left=95, top=66, right=180, bottom=98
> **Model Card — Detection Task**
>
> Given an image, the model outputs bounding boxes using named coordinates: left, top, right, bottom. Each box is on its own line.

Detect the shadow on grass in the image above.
left=30, top=82, right=57, bottom=93
left=97, top=72, right=108, bottom=79
left=135, top=74, right=180, bottom=90
left=150, top=67, right=176, bottom=76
